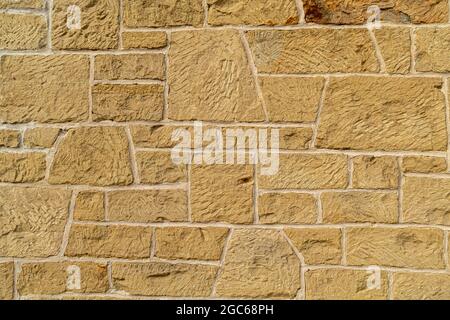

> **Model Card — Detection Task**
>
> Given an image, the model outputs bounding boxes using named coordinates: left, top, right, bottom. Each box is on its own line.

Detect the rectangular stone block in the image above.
left=322, top=191, right=398, bottom=224
left=393, top=272, right=450, bottom=300
left=18, top=262, right=108, bottom=295
left=402, top=177, right=450, bottom=226
left=305, top=269, right=388, bottom=300
left=259, top=193, right=317, bottom=224
left=23, top=127, right=60, bottom=149
left=352, top=156, right=399, bottom=189
left=416, top=27, right=450, bottom=72
left=136, top=151, right=186, bottom=184
left=0, top=152, right=46, bottom=183
left=112, top=263, right=218, bottom=297
left=0, top=55, right=89, bottom=123
left=0, top=130, right=20, bottom=148
left=246, top=29, right=378, bottom=73
left=122, top=32, right=167, bottom=49
left=155, top=227, right=229, bottom=261
left=258, top=154, right=348, bottom=189
left=94, top=54, right=165, bottom=80
left=347, top=227, right=445, bottom=269
left=108, top=189, right=188, bottom=223
left=401, top=156, right=447, bottom=173
left=65, top=224, right=152, bottom=259
left=0, top=13, right=47, bottom=50
left=92, top=84, right=164, bottom=122
left=130, top=125, right=192, bottom=149
left=0, top=263, right=13, bottom=300
left=316, top=77, right=447, bottom=151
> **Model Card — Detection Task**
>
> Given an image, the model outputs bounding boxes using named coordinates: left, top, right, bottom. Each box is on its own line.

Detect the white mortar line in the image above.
left=239, top=29, right=269, bottom=122
left=92, top=79, right=165, bottom=85
left=281, top=230, right=305, bottom=300
left=294, top=0, right=305, bottom=24
left=58, top=191, right=76, bottom=256
left=304, top=265, right=450, bottom=274
left=125, top=126, right=140, bottom=184
left=258, top=72, right=450, bottom=78
left=316, top=193, right=323, bottom=224
left=0, top=8, right=46, bottom=14
left=151, top=257, right=220, bottom=267
left=311, top=76, right=329, bottom=147
left=260, top=188, right=398, bottom=194
left=13, top=261, right=21, bottom=300
left=367, top=27, right=386, bottom=73
left=211, top=228, right=233, bottom=297
left=202, top=0, right=208, bottom=27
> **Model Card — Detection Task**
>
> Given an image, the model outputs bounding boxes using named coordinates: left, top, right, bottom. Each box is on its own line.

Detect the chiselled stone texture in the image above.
left=92, top=84, right=164, bottom=122
left=0, top=55, right=89, bottom=123
left=415, top=27, right=450, bottom=73
left=393, top=273, right=450, bottom=300
left=259, top=193, right=317, bottom=224
left=23, top=128, right=60, bottom=148
left=246, top=29, right=378, bottom=73
left=259, top=154, right=348, bottom=189
left=65, top=224, right=152, bottom=259
left=374, top=27, right=411, bottom=74
left=0, top=263, right=13, bottom=300
left=108, top=189, right=188, bottom=223
left=207, top=0, right=299, bottom=26
left=94, top=54, right=165, bottom=80
left=401, top=156, right=447, bottom=173
left=18, top=262, right=108, bottom=295
left=402, top=177, right=450, bottom=226
left=215, top=229, right=300, bottom=298
left=52, top=0, right=119, bottom=50
left=73, top=191, right=105, bottom=222
left=352, top=156, right=399, bottom=189
left=0, top=13, right=47, bottom=50
left=191, top=165, right=253, bottom=224
left=136, top=151, right=186, bottom=184
left=123, top=0, right=203, bottom=28
left=131, top=125, right=193, bottom=149
left=305, top=269, right=389, bottom=300
left=259, top=77, right=324, bottom=122
left=322, top=191, right=398, bottom=224
left=112, top=263, right=218, bottom=297
left=0, top=152, right=46, bottom=183
left=303, top=0, right=448, bottom=24
left=49, top=127, right=133, bottom=186
left=316, top=77, right=447, bottom=151
left=0, top=0, right=43, bottom=8
left=285, top=228, right=342, bottom=265
left=0, top=130, right=20, bottom=148
left=169, top=30, right=265, bottom=122
left=0, top=187, right=71, bottom=257
left=122, top=32, right=168, bottom=49
left=347, top=227, right=445, bottom=269
left=279, top=128, right=314, bottom=150
left=155, top=227, right=229, bottom=261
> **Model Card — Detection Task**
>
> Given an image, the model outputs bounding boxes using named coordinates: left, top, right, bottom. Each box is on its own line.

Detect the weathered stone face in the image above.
left=0, top=130, right=20, bottom=148
left=303, top=0, right=448, bottom=24
left=0, top=152, right=46, bottom=183
left=49, top=127, right=133, bottom=186
left=0, top=263, right=14, bottom=300
left=0, top=55, right=89, bottom=123
left=416, top=27, right=450, bottom=72
left=207, top=0, right=299, bottom=26
left=52, top=0, right=119, bottom=49
left=136, top=151, right=187, bottom=184
left=393, top=273, right=450, bottom=300
left=259, top=193, right=317, bottom=224
left=168, top=30, right=265, bottom=122
left=0, top=14, right=47, bottom=50
left=215, top=229, right=301, bottom=298
left=122, top=32, right=167, bottom=49
left=23, top=128, right=60, bottom=149
left=0, top=0, right=43, bottom=8
left=0, top=187, right=71, bottom=258
left=316, top=77, right=447, bottom=151
left=352, top=156, right=399, bottom=189
left=73, top=191, right=105, bottom=222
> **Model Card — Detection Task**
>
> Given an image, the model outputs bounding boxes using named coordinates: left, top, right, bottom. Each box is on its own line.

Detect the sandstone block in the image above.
left=73, top=191, right=104, bottom=221
left=393, top=272, right=450, bottom=300
left=258, top=193, right=317, bottom=224
left=0, top=152, right=46, bottom=183
left=352, top=156, right=399, bottom=189
left=0, top=130, right=20, bottom=148
left=136, top=151, right=186, bottom=184
left=0, top=263, right=13, bottom=300
left=416, top=27, right=450, bottom=72
left=94, top=54, right=165, bottom=80
left=0, top=13, right=46, bottom=50
left=23, top=128, right=60, bottom=148
left=401, top=156, right=447, bottom=173
left=122, top=32, right=167, bottom=49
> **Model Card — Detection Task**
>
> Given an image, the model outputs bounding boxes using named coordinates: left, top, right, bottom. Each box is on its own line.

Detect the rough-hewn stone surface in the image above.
left=207, top=0, right=299, bottom=26
left=18, top=262, right=108, bottom=295
left=155, top=227, right=229, bottom=260
left=122, top=32, right=167, bottom=49
left=0, top=13, right=47, bottom=50
left=94, top=54, right=165, bottom=80
left=352, top=156, right=399, bottom=189
left=375, top=27, right=411, bottom=74
left=0, top=0, right=43, bottom=8
left=416, top=27, right=450, bottom=73
left=52, top=0, right=119, bottom=50
left=305, top=269, right=389, bottom=300
left=92, top=84, right=164, bottom=122
left=65, top=224, right=152, bottom=259
left=73, top=191, right=104, bottom=222
left=123, top=0, right=203, bottom=27
left=246, top=29, right=379, bottom=73
left=0, top=152, right=46, bottom=182
left=303, top=0, right=449, bottom=24
left=0, top=187, right=71, bottom=257
left=0, top=55, right=89, bottom=123
left=401, top=156, right=447, bottom=173
left=112, top=262, right=218, bottom=297
left=108, top=190, right=188, bottom=223
left=316, top=77, right=447, bottom=151
left=49, top=127, right=133, bottom=186
left=23, top=128, right=60, bottom=148
left=136, top=151, right=186, bottom=184
left=259, top=193, right=317, bottom=224
left=322, top=191, right=398, bottom=224
left=169, top=30, right=265, bottom=122
left=393, top=273, right=450, bottom=300
left=0, top=130, right=20, bottom=148
left=215, top=229, right=301, bottom=298
left=402, top=177, right=450, bottom=226
left=0, top=263, right=13, bottom=300
left=347, top=227, right=445, bottom=269
left=191, top=165, right=254, bottom=224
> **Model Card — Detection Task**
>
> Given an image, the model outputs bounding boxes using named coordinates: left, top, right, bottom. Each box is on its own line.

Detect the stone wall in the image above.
left=0, top=0, right=450, bottom=300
